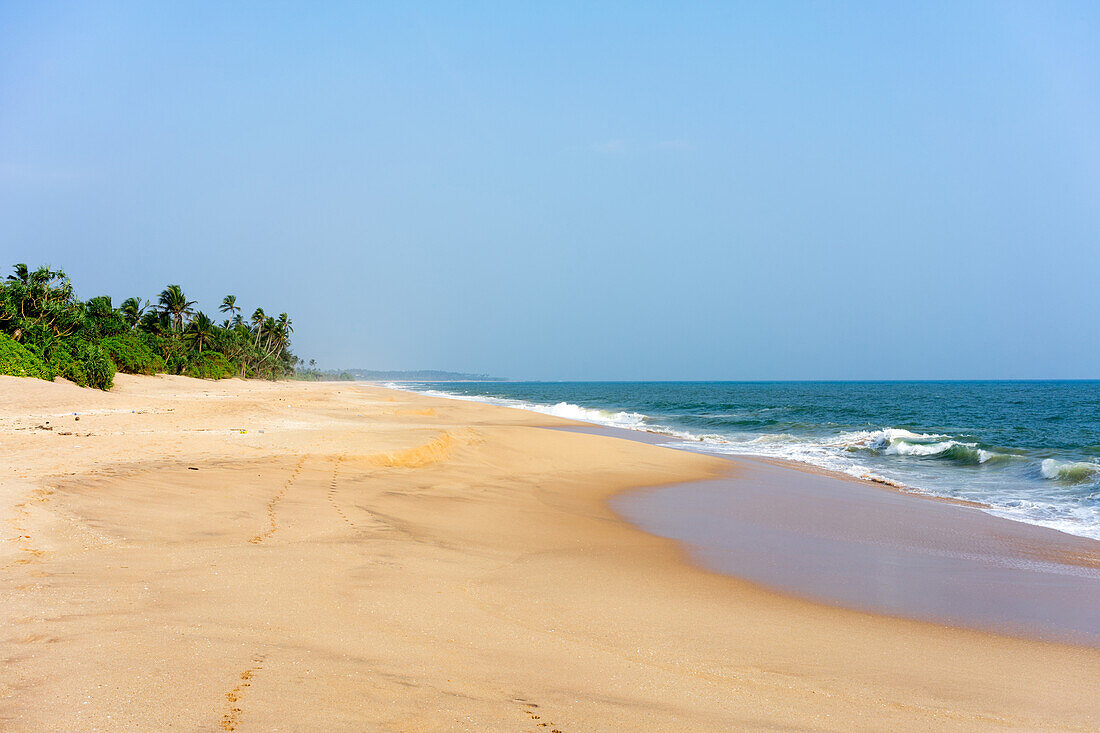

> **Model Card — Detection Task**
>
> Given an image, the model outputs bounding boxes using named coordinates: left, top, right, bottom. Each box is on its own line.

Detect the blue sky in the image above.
left=2, top=1, right=1098, bottom=379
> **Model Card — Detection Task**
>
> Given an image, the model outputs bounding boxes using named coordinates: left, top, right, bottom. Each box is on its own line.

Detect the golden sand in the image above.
left=0, top=375, right=1097, bottom=730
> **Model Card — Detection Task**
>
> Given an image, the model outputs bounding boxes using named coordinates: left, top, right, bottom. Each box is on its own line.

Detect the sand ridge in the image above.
left=0, top=375, right=1097, bottom=731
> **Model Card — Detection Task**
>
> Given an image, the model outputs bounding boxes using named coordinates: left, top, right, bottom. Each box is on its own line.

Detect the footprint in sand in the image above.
left=516, top=700, right=563, bottom=732
left=220, top=656, right=265, bottom=731
left=248, top=457, right=306, bottom=544
left=2, top=491, right=49, bottom=571
left=325, top=455, right=357, bottom=529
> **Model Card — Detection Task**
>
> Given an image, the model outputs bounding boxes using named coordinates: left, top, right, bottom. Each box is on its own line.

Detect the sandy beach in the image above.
left=1, top=376, right=1098, bottom=731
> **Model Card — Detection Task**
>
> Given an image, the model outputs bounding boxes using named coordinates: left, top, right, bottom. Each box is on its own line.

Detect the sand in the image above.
left=0, top=375, right=1097, bottom=731
left=587, top=425, right=1100, bottom=646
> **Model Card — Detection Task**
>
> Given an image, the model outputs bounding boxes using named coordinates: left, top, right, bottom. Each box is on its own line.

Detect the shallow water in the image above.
left=607, top=448, right=1100, bottom=646
left=392, top=381, right=1100, bottom=540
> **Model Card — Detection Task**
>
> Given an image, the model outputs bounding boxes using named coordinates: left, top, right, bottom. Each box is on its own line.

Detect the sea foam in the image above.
left=1040, top=458, right=1100, bottom=483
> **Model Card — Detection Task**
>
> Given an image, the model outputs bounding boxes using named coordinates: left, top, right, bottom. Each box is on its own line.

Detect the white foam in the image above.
left=384, top=385, right=647, bottom=430
left=1040, top=458, right=1100, bottom=482
left=885, top=439, right=963, bottom=456
left=830, top=428, right=949, bottom=450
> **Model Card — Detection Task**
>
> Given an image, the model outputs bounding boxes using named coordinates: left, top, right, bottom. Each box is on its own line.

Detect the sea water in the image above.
left=390, top=381, right=1100, bottom=540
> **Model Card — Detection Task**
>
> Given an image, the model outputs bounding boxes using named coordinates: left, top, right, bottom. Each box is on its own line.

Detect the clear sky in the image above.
left=2, top=1, right=1098, bottom=380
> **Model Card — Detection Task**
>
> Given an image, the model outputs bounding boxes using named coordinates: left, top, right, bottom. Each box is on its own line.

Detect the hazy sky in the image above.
left=2, top=2, right=1098, bottom=379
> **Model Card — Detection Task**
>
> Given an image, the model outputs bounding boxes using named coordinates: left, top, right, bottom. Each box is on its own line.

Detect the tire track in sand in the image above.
left=248, top=457, right=306, bottom=544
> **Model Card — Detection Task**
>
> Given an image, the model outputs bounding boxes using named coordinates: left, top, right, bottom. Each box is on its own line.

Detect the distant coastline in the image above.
left=346, top=369, right=506, bottom=382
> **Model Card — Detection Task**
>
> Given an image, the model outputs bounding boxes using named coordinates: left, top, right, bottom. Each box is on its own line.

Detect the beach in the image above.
left=1, top=376, right=1098, bottom=731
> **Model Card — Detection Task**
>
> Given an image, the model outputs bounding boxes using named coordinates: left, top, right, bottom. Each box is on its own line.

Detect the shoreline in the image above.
left=2, top=376, right=1098, bottom=729
left=484, top=419, right=1100, bottom=645
left=382, top=381, right=1096, bottom=540
left=611, top=448, right=1100, bottom=646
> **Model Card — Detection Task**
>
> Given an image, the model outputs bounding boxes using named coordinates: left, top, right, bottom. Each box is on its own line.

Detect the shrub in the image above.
left=49, top=345, right=88, bottom=386
left=45, top=338, right=115, bottom=390
left=0, top=333, right=54, bottom=380
left=186, top=351, right=234, bottom=379
left=84, top=295, right=129, bottom=338
left=102, top=333, right=166, bottom=375
left=77, top=341, right=115, bottom=390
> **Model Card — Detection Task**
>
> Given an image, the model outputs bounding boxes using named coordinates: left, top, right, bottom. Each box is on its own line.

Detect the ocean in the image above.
left=390, top=381, right=1100, bottom=540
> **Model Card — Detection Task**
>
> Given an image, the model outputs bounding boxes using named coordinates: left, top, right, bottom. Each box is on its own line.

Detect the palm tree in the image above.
left=277, top=312, right=292, bottom=337
left=219, top=295, right=240, bottom=322
left=158, top=285, right=196, bottom=331
left=139, top=309, right=170, bottom=335
left=250, top=307, right=265, bottom=347
left=262, top=315, right=279, bottom=350
left=120, top=297, right=149, bottom=328
left=184, top=312, right=217, bottom=354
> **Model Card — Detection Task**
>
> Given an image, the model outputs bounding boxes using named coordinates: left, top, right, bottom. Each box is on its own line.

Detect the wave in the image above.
left=833, top=428, right=947, bottom=448
left=537, top=401, right=648, bottom=429
left=386, top=385, right=648, bottom=430
left=1040, top=459, right=1100, bottom=484
left=831, top=428, right=1020, bottom=465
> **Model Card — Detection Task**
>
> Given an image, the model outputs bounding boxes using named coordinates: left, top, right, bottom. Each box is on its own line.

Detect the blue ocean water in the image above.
left=392, top=381, right=1100, bottom=540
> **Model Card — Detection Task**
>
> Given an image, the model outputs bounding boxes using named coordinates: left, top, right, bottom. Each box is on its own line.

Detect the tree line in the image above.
left=0, top=263, right=298, bottom=389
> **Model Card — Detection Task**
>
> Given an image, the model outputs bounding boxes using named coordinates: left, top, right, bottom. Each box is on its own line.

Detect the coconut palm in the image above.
left=184, top=312, right=218, bottom=354
left=120, top=297, right=149, bottom=328
left=262, top=315, right=279, bottom=350
left=219, top=295, right=240, bottom=322
left=7, top=263, right=29, bottom=283
left=158, top=285, right=196, bottom=331
left=251, top=307, right=265, bottom=347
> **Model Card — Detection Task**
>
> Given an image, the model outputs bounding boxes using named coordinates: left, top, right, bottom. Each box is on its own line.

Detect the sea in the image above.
left=388, top=381, right=1100, bottom=541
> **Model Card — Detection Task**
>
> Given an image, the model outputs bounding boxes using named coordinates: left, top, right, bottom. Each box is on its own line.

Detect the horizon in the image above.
left=385, top=377, right=1100, bottom=384
left=3, top=2, right=1099, bottom=380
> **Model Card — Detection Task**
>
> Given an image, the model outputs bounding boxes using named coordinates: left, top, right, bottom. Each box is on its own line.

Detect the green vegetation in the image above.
left=0, top=263, right=299, bottom=389
left=101, top=333, right=166, bottom=375
left=0, top=333, right=53, bottom=380
left=187, top=351, right=236, bottom=380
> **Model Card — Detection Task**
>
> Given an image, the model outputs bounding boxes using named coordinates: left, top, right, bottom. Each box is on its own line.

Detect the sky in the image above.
left=2, top=1, right=1098, bottom=380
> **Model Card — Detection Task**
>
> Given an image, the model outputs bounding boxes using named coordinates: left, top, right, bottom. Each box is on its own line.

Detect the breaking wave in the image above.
left=1040, top=459, right=1100, bottom=484
left=831, top=428, right=1019, bottom=465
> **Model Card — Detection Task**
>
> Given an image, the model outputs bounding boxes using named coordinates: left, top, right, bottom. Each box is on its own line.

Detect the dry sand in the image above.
left=0, top=375, right=1097, bottom=731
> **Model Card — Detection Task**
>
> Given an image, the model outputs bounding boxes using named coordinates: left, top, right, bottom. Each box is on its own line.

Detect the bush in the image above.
left=49, top=345, right=88, bottom=386
left=45, top=338, right=115, bottom=390
left=77, top=341, right=115, bottom=390
left=102, top=333, right=166, bottom=375
left=84, top=296, right=129, bottom=338
left=0, top=333, right=54, bottom=380
left=186, top=351, right=235, bottom=379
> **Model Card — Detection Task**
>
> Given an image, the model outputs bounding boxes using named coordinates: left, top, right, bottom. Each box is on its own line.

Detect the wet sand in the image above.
left=594, top=430, right=1100, bottom=645
left=1, top=375, right=1098, bottom=731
